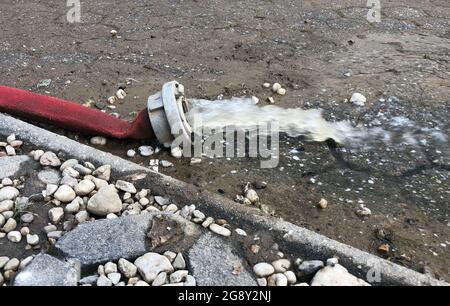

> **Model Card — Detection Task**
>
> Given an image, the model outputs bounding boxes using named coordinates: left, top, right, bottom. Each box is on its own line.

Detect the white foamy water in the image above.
left=186, top=98, right=365, bottom=144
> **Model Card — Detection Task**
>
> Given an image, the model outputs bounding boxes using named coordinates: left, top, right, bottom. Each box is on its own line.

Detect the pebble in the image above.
left=65, top=198, right=81, bottom=214
left=6, top=134, right=15, bottom=144
left=186, top=276, right=197, bottom=286
left=75, top=210, right=89, bottom=223
left=284, top=271, right=297, bottom=284
left=20, top=227, right=30, bottom=235
left=106, top=213, right=118, bottom=219
left=172, top=253, right=186, bottom=270
left=135, top=280, right=150, bottom=286
left=115, top=180, right=137, bottom=193
left=60, top=176, right=77, bottom=188
left=253, top=263, right=275, bottom=277
left=92, top=165, right=111, bottom=181
left=0, top=186, right=20, bottom=202
left=45, top=184, right=58, bottom=197
left=356, top=204, right=372, bottom=217
left=31, top=149, right=45, bottom=161
left=257, top=278, right=267, bottom=286
left=190, top=158, right=202, bottom=164
left=48, top=207, right=64, bottom=224
left=297, top=260, right=324, bottom=277
left=139, top=198, right=150, bottom=206
left=6, top=145, right=15, bottom=156
left=19, top=256, right=34, bottom=269
left=73, top=164, right=92, bottom=175
left=202, top=217, right=214, bottom=228
left=152, top=272, right=168, bottom=286
left=0, top=200, right=14, bottom=213
left=87, top=185, right=122, bottom=216
left=276, top=88, right=286, bottom=95
left=326, top=258, right=339, bottom=267
left=209, top=223, right=231, bottom=237
left=126, top=149, right=136, bottom=158
left=1, top=178, right=13, bottom=186
left=272, top=83, right=282, bottom=92
left=60, top=159, right=78, bottom=171
left=234, top=228, right=247, bottom=236
left=2, top=211, right=14, bottom=220
left=10, top=140, right=23, bottom=147
left=310, top=264, right=370, bottom=286
left=170, top=270, right=188, bottom=283
left=118, top=258, right=137, bottom=278
left=318, top=198, right=328, bottom=209
left=160, top=160, right=174, bottom=168
left=107, top=96, right=117, bottom=104
left=165, top=204, right=178, bottom=214
left=104, top=262, right=118, bottom=274
left=74, top=179, right=95, bottom=196
left=163, top=251, right=177, bottom=262
left=47, top=231, right=63, bottom=239
left=272, top=259, right=291, bottom=273
left=108, top=272, right=121, bottom=285
left=39, top=151, right=61, bottom=167
left=92, top=177, right=108, bottom=190
left=268, top=273, right=288, bottom=286
left=62, top=167, right=80, bottom=178
left=26, top=234, right=39, bottom=246
left=263, top=83, right=270, bottom=88
left=267, top=97, right=275, bottom=104
left=192, top=210, right=205, bottom=220
left=43, top=225, right=57, bottom=233
left=97, top=265, right=105, bottom=276
left=154, top=196, right=170, bottom=206
left=54, top=185, right=76, bottom=203
left=116, top=89, right=127, bottom=100
left=7, top=231, right=22, bottom=243
left=245, top=189, right=259, bottom=203
left=0, top=214, right=4, bottom=227
left=378, top=244, right=390, bottom=255
left=90, top=136, right=107, bottom=146
left=4, top=258, right=20, bottom=271
left=0, top=256, right=10, bottom=269
left=138, top=146, right=154, bottom=157
left=134, top=252, right=174, bottom=283
left=97, top=275, right=113, bottom=286
left=2, top=218, right=17, bottom=232
left=350, top=93, right=366, bottom=106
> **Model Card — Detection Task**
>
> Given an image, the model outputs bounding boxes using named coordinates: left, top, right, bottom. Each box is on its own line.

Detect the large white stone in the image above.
left=87, top=185, right=122, bottom=216
left=54, top=185, right=76, bottom=203
left=0, top=187, right=19, bottom=202
left=310, top=264, right=370, bottom=286
left=253, top=263, right=275, bottom=277
left=134, top=252, right=174, bottom=283
left=118, top=258, right=137, bottom=278
left=74, top=179, right=95, bottom=196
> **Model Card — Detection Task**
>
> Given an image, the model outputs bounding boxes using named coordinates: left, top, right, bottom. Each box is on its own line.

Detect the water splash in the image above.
left=185, top=98, right=449, bottom=151
left=186, top=98, right=365, bottom=144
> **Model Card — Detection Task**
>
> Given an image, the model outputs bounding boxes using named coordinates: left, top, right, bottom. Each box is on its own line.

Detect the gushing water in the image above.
left=186, top=98, right=365, bottom=144
left=186, top=97, right=449, bottom=150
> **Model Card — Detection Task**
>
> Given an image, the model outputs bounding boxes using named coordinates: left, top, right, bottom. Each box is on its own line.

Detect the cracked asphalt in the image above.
left=0, top=0, right=449, bottom=281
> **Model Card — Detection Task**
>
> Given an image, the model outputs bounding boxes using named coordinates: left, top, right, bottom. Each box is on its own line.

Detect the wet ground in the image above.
left=0, top=1, right=449, bottom=280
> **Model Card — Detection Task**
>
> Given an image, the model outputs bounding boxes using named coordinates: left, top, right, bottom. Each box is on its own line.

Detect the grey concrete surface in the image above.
left=188, top=232, right=257, bottom=286
left=14, top=254, right=80, bottom=286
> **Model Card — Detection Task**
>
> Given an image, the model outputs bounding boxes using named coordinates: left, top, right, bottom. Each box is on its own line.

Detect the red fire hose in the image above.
left=0, top=85, right=154, bottom=140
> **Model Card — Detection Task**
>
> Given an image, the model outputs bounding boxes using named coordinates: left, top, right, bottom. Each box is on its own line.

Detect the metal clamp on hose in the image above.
left=147, top=81, right=193, bottom=148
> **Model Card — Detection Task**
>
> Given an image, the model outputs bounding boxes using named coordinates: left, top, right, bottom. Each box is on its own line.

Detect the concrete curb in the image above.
left=0, top=113, right=447, bottom=286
